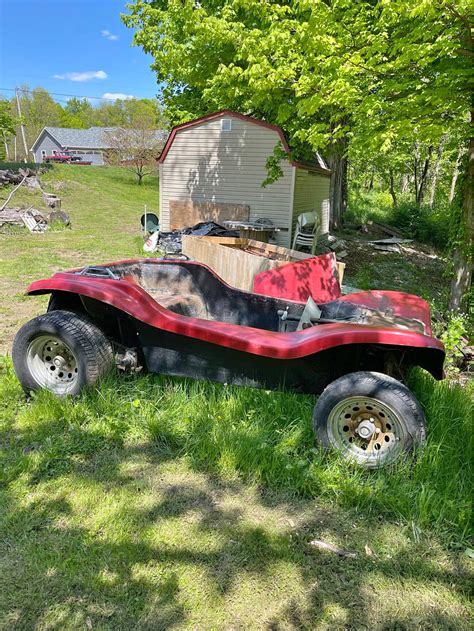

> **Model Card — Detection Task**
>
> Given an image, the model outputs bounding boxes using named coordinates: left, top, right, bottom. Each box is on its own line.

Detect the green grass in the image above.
left=0, top=165, right=473, bottom=628
left=0, top=360, right=473, bottom=629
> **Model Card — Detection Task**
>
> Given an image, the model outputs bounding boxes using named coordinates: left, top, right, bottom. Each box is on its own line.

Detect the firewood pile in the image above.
left=0, top=167, right=69, bottom=232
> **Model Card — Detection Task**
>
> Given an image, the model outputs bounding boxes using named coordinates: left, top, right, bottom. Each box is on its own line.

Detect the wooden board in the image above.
left=183, top=236, right=310, bottom=291
left=169, top=200, right=250, bottom=230
left=182, top=235, right=345, bottom=291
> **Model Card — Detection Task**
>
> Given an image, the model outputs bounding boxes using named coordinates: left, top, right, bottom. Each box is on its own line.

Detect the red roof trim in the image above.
left=159, top=109, right=290, bottom=164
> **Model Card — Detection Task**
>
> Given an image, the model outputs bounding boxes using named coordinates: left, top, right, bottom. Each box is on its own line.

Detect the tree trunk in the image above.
left=328, top=151, right=348, bottom=229
left=365, top=170, right=374, bottom=191
left=448, top=138, right=473, bottom=311
left=449, top=146, right=464, bottom=204
left=400, top=174, right=409, bottom=193
left=428, top=137, right=446, bottom=208
left=388, top=169, right=397, bottom=207
left=416, top=146, right=432, bottom=205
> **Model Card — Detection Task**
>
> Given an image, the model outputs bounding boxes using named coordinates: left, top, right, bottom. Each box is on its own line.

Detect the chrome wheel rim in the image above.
left=327, top=396, right=406, bottom=467
left=26, top=335, right=78, bottom=394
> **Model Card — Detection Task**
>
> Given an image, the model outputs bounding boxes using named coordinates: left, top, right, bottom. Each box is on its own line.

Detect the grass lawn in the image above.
left=0, top=165, right=472, bottom=629
left=0, top=165, right=157, bottom=354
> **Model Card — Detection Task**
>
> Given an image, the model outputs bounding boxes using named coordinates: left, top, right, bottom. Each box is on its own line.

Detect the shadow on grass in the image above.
left=0, top=365, right=472, bottom=628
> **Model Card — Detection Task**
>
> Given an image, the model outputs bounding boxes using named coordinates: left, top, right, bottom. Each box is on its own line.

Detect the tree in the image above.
left=62, top=97, right=93, bottom=128
left=103, top=123, right=164, bottom=184
left=0, top=99, right=16, bottom=160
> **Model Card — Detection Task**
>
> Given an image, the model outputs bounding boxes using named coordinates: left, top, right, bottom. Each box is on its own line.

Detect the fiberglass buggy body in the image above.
left=13, top=259, right=445, bottom=468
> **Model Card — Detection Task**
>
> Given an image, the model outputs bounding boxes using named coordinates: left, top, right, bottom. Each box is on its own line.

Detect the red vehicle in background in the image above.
left=43, top=151, right=82, bottom=164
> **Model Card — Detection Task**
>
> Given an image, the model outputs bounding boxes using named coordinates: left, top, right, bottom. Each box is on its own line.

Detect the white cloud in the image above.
left=101, top=29, right=119, bottom=41
left=54, top=70, right=108, bottom=82
left=102, top=93, right=136, bottom=101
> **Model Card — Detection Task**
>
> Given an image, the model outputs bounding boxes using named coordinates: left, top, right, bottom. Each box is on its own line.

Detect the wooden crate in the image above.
left=182, top=235, right=345, bottom=291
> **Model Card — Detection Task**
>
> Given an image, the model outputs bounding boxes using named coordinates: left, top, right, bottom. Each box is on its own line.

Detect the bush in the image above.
left=346, top=189, right=393, bottom=224
left=346, top=189, right=450, bottom=249
left=0, top=161, right=52, bottom=173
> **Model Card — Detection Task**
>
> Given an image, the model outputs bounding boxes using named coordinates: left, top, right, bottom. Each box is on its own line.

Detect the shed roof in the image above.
left=31, top=127, right=166, bottom=151
left=159, top=110, right=331, bottom=176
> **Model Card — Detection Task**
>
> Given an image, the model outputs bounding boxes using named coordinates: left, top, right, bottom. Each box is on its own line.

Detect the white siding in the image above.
left=160, top=116, right=293, bottom=245
left=292, top=168, right=331, bottom=237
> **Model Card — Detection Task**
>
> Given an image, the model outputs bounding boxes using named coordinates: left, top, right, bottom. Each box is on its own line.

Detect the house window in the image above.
left=221, top=118, right=232, bottom=132
left=41, top=150, right=46, bottom=159
left=52, top=150, right=58, bottom=155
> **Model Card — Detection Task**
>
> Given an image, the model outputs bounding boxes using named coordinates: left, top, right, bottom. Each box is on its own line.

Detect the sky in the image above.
left=0, top=0, right=159, bottom=105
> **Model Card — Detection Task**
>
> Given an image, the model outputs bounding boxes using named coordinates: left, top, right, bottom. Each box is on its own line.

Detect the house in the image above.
left=31, top=127, right=166, bottom=165
left=158, top=110, right=332, bottom=247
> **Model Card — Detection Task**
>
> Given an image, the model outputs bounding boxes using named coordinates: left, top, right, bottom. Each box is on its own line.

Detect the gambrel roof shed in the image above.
left=159, top=110, right=331, bottom=246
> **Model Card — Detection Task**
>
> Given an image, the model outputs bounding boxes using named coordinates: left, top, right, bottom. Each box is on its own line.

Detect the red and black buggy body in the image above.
left=14, top=259, right=445, bottom=468
left=25, top=259, right=444, bottom=389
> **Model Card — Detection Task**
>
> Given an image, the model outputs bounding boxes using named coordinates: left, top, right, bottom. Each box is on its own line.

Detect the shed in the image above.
left=158, top=110, right=331, bottom=247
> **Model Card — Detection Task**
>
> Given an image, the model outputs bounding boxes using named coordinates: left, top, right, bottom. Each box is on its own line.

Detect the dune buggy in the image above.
left=13, top=259, right=445, bottom=468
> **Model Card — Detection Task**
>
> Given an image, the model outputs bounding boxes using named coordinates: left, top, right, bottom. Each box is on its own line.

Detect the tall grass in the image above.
left=1, top=358, right=471, bottom=545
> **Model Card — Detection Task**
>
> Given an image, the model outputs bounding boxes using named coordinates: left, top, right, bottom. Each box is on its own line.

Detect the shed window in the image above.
left=52, top=150, right=58, bottom=155
left=221, top=118, right=232, bottom=132
left=41, top=150, right=46, bottom=158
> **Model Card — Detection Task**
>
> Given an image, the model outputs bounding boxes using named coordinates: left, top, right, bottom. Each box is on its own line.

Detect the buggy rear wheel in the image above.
left=13, top=310, right=114, bottom=396
left=313, top=371, right=426, bottom=468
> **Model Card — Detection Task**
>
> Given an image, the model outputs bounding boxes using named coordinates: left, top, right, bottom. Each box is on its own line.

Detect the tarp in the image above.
left=155, top=222, right=238, bottom=254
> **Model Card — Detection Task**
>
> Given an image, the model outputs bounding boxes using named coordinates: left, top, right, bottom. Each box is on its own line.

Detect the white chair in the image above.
left=292, top=211, right=321, bottom=254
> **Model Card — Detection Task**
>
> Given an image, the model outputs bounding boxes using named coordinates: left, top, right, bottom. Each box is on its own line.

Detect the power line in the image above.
left=0, top=86, right=157, bottom=102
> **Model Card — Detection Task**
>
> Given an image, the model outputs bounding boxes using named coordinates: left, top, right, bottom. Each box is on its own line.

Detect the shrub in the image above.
left=0, top=161, right=52, bottom=172
left=346, top=189, right=450, bottom=249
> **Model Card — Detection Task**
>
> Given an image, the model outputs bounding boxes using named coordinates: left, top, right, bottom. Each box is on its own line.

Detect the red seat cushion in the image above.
left=252, top=252, right=341, bottom=303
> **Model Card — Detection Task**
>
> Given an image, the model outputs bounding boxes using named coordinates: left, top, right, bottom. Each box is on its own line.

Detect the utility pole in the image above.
left=15, top=88, right=28, bottom=162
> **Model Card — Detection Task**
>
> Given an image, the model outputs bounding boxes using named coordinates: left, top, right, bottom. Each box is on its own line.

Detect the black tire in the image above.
left=313, top=371, right=426, bottom=468
left=12, top=310, right=114, bottom=396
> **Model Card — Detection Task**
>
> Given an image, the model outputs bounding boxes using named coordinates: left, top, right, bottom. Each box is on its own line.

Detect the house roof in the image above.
left=158, top=110, right=331, bottom=176
left=31, top=127, right=167, bottom=151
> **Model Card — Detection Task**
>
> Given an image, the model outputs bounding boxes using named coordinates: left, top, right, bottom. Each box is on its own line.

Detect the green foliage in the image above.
left=347, top=189, right=451, bottom=249
left=124, top=1, right=470, bottom=155
left=0, top=99, right=16, bottom=138
left=390, top=202, right=451, bottom=249
left=346, top=189, right=393, bottom=225
left=262, top=143, right=289, bottom=187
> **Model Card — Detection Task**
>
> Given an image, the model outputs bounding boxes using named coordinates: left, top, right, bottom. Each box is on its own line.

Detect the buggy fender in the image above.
left=27, top=274, right=445, bottom=372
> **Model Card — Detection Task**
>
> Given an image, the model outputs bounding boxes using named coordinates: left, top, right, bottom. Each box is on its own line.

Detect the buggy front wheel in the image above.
left=313, top=371, right=426, bottom=468
left=12, top=310, right=114, bottom=396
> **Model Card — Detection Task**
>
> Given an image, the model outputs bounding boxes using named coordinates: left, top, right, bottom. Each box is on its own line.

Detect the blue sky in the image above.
left=0, top=0, right=159, bottom=105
